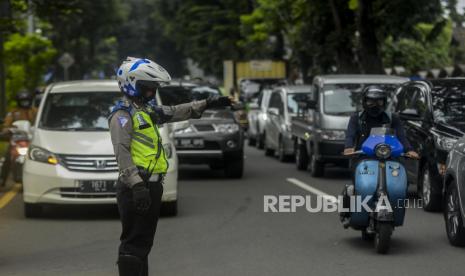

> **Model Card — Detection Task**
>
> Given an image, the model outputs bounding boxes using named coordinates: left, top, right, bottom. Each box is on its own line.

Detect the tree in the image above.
left=4, top=33, right=56, bottom=104
left=351, top=0, right=443, bottom=73
left=157, top=0, right=253, bottom=77
left=383, top=20, right=453, bottom=75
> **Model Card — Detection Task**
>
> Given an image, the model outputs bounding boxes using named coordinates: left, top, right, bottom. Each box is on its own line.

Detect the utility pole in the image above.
left=0, top=0, right=11, bottom=118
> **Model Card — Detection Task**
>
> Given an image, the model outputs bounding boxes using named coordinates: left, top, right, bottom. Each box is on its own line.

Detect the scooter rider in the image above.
left=109, top=57, right=233, bottom=276
left=340, top=85, right=419, bottom=225
left=343, top=85, right=418, bottom=157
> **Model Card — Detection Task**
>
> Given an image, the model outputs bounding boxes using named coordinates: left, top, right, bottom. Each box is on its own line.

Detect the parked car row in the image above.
left=249, top=75, right=465, bottom=247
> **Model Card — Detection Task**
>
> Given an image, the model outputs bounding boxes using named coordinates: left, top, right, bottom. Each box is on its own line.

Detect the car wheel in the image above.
left=295, top=142, right=309, bottom=171
left=418, top=165, right=442, bottom=212
left=224, top=157, right=244, bottom=178
left=444, top=182, right=465, bottom=247
left=161, top=200, right=178, bottom=217
left=309, top=151, right=324, bottom=177
left=24, top=203, right=43, bottom=218
left=257, top=133, right=265, bottom=149
left=264, top=133, right=275, bottom=157
left=278, top=138, right=292, bottom=162
left=248, top=137, right=256, bottom=147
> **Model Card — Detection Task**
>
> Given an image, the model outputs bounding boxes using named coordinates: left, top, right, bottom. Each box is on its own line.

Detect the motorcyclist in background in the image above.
left=3, top=90, right=37, bottom=129
left=0, top=90, right=36, bottom=186
left=109, top=57, right=234, bottom=276
left=340, top=85, right=419, bottom=226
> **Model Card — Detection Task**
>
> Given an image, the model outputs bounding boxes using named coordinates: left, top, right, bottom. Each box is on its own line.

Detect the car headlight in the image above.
left=214, top=123, right=239, bottom=134
left=318, top=129, right=345, bottom=140
left=174, top=125, right=195, bottom=135
left=163, top=143, right=173, bottom=159
left=28, top=146, right=59, bottom=165
left=434, top=136, right=457, bottom=151
left=375, top=143, right=392, bottom=159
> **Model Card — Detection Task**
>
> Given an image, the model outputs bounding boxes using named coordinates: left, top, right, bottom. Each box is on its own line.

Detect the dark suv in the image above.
left=392, top=79, right=465, bottom=211
left=158, top=81, right=244, bottom=178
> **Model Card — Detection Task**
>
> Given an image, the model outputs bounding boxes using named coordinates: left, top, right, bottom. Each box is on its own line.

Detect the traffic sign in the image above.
left=58, top=53, right=75, bottom=69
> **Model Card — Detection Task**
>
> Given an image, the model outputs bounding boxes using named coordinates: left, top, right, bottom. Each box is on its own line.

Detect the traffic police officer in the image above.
left=109, top=57, right=232, bottom=275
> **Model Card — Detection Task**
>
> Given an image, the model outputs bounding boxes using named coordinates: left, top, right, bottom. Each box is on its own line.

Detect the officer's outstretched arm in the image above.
left=109, top=110, right=144, bottom=188
left=153, top=96, right=233, bottom=124
left=164, top=100, right=208, bottom=123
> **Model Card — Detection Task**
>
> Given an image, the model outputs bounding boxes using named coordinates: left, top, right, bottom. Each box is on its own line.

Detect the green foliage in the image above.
left=4, top=33, right=57, bottom=104
left=383, top=20, right=453, bottom=74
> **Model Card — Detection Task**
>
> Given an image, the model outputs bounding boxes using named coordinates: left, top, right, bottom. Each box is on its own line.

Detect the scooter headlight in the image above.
left=375, top=144, right=391, bottom=159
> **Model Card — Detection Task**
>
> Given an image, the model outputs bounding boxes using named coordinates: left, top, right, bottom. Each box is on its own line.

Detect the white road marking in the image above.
left=286, top=178, right=339, bottom=203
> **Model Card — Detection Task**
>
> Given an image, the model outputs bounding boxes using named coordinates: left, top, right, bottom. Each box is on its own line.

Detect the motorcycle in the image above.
left=343, top=126, right=412, bottom=254
left=0, top=120, right=32, bottom=185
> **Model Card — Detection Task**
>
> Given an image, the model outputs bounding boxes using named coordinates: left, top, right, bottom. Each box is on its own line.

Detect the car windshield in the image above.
left=432, top=83, right=465, bottom=123
left=39, top=92, right=121, bottom=131
left=322, top=83, right=399, bottom=116
left=158, top=85, right=220, bottom=106
left=288, top=92, right=311, bottom=115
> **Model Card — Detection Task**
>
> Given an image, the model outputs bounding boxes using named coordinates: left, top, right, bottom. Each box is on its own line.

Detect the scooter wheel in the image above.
left=374, top=223, right=393, bottom=254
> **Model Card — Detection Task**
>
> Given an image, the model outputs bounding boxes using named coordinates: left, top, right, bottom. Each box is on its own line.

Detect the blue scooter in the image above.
left=343, top=126, right=412, bottom=254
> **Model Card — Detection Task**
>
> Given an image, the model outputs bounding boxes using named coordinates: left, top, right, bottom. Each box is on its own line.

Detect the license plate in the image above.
left=78, top=180, right=117, bottom=193
left=176, top=138, right=204, bottom=148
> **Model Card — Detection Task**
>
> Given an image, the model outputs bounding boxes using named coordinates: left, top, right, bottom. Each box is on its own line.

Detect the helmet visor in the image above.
left=136, top=80, right=161, bottom=98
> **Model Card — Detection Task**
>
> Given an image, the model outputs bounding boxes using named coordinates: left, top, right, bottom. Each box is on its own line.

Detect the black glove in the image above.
left=132, top=182, right=151, bottom=214
left=206, top=95, right=232, bottom=108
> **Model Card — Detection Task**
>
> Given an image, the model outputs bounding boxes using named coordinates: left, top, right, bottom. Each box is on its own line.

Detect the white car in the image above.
left=22, top=80, right=178, bottom=217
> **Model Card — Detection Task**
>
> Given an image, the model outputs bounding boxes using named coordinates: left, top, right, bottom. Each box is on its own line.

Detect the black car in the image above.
left=443, top=135, right=465, bottom=247
left=392, top=79, right=465, bottom=211
left=158, top=81, right=244, bottom=178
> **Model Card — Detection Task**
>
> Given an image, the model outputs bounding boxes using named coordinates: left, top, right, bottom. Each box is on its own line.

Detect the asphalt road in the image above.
left=0, top=145, right=463, bottom=276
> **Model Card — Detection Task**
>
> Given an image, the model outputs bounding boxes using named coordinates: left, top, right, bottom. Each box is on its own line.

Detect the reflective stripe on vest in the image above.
left=130, top=110, right=169, bottom=174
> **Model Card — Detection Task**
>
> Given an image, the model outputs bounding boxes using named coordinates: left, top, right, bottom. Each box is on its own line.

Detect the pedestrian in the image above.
left=109, top=57, right=233, bottom=275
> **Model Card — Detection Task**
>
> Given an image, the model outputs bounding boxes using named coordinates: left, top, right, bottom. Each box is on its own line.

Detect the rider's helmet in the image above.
left=116, top=57, right=171, bottom=102
left=15, top=90, right=33, bottom=109
left=362, top=85, right=387, bottom=117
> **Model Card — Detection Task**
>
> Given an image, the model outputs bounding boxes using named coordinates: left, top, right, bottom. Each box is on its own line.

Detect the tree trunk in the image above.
left=328, top=0, right=359, bottom=73
left=357, top=0, right=384, bottom=74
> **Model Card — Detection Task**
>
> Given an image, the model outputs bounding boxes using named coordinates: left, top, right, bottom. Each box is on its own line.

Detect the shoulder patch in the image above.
left=117, top=116, right=129, bottom=128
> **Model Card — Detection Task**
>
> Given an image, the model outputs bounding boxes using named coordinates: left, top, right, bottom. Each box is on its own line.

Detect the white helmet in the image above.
left=116, top=57, right=171, bottom=97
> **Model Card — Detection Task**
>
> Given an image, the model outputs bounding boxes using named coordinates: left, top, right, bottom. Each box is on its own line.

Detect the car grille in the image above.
left=193, top=124, right=215, bottom=132
left=59, top=188, right=116, bottom=198
left=59, top=155, right=119, bottom=172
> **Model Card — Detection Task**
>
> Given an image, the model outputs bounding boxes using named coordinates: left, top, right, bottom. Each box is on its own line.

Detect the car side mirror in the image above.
left=268, top=107, right=279, bottom=116
left=399, top=109, right=422, bottom=121
left=248, top=102, right=259, bottom=110
left=307, top=100, right=317, bottom=109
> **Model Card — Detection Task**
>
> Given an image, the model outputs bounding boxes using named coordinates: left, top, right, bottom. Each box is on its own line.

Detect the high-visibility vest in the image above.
left=130, top=109, right=169, bottom=174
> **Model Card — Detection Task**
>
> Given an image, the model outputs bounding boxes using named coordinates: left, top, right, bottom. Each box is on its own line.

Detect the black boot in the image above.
left=118, top=254, right=143, bottom=276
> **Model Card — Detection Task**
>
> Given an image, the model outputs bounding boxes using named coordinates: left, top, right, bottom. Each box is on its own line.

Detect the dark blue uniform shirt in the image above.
left=344, top=111, right=412, bottom=151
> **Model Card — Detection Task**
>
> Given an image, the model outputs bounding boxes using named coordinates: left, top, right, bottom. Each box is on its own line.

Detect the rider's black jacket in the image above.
left=344, top=110, right=412, bottom=151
